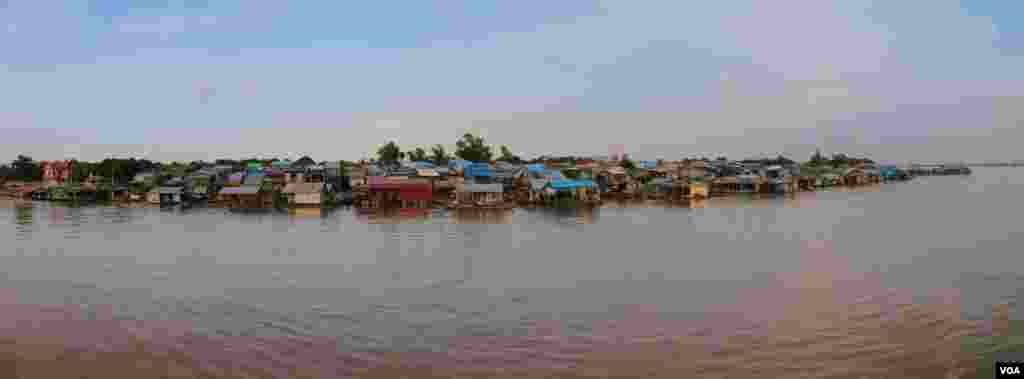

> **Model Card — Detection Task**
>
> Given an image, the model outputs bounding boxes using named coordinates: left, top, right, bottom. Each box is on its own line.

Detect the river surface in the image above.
left=1, top=168, right=1022, bottom=377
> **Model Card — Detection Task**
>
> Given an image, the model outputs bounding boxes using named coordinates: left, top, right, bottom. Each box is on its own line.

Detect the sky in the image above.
left=1, top=0, right=1023, bottom=163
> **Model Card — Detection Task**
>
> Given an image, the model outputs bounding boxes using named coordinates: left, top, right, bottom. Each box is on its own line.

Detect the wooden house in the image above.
left=398, top=178, right=433, bottom=208
left=843, top=167, right=868, bottom=186
left=218, top=186, right=265, bottom=209
left=159, top=187, right=184, bottom=205
left=282, top=182, right=323, bottom=207
left=455, top=182, right=504, bottom=206
left=362, top=176, right=404, bottom=208
left=146, top=189, right=161, bottom=204
left=527, top=178, right=550, bottom=203
left=547, top=179, right=600, bottom=202
left=40, top=160, right=72, bottom=185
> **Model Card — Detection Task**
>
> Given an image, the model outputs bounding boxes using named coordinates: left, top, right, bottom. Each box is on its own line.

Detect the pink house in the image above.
left=41, top=160, right=72, bottom=184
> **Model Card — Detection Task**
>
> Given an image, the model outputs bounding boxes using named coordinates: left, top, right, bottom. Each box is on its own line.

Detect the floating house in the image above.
left=159, top=186, right=184, bottom=205
left=281, top=182, right=324, bottom=207
left=455, top=182, right=504, bottom=206
left=399, top=178, right=433, bottom=208
left=527, top=178, right=550, bottom=202
left=362, top=176, right=431, bottom=208
left=218, top=186, right=263, bottom=209
left=547, top=179, right=600, bottom=202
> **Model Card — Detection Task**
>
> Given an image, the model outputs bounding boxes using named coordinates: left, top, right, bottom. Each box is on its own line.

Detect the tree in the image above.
left=498, top=145, right=519, bottom=162
left=619, top=154, right=636, bottom=170
left=376, top=141, right=402, bottom=164
left=830, top=153, right=850, bottom=167
left=408, top=147, right=428, bottom=162
left=809, top=149, right=826, bottom=166
left=430, top=145, right=450, bottom=166
left=70, top=160, right=92, bottom=183
left=12, top=155, right=41, bottom=181
left=454, top=133, right=493, bottom=162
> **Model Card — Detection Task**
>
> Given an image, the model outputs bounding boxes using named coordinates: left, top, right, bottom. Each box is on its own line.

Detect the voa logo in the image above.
left=1000, top=365, right=1021, bottom=375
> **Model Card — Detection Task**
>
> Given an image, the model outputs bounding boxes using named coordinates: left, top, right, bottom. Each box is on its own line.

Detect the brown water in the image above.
left=1, top=168, right=1021, bottom=378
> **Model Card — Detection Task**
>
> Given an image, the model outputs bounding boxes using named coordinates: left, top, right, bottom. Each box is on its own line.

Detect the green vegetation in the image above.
left=430, top=145, right=450, bottom=166
left=961, top=320, right=1024, bottom=378
left=376, top=141, right=403, bottom=163
left=9, top=155, right=42, bottom=181
left=272, top=191, right=288, bottom=209
left=407, top=147, right=428, bottom=162
left=454, top=133, right=493, bottom=162
left=619, top=154, right=636, bottom=171
left=498, top=145, right=520, bottom=162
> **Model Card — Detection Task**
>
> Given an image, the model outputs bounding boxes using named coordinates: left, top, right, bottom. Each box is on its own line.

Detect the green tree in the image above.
left=70, top=160, right=92, bottom=183
left=454, top=133, right=493, bottom=162
left=830, top=153, right=850, bottom=167
left=377, top=141, right=403, bottom=164
left=12, top=155, right=41, bottom=181
left=430, top=145, right=450, bottom=166
left=498, top=145, right=518, bottom=162
left=810, top=149, right=827, bottom=166
left=408, top=147, right=428, bottom=162
left=619, top=154, right=636, bottom=170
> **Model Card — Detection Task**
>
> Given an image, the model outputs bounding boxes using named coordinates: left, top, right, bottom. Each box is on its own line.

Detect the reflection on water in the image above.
left=0, top=170, right=1022, bottom=377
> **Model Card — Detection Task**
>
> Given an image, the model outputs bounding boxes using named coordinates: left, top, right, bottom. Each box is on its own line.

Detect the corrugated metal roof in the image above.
left=459, top=183, right=503, bottom=193
left=219, top=187, right=260, bottom=195
left=543, top=169, right=563, bottom=180
left=549, top=179, right=595, bottom=190
left=389, top=167, right=418, bottom=177
left=282, top=182, right=323, bottom=194
left=416, top=169, right=439, bottom=177
left=529, top=178, right=549, bottom=191
left=465, top=163, right=493, bottom=177
left=242, top=174, right=264, bottom=186
left=158, top=187, right=183, bottom=194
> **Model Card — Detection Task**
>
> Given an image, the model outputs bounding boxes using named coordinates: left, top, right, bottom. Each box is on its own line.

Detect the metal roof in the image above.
left=158, top=187, right=183, bottom=194
left=549, top=179, right=595, bottom=190
left=464, top=163, right=493, bottom=177
left=529, top=178, right=549, bottom=191
left=242, top=174, right=264, bottom=186
left=219, top=186, right=260, bottom=195
left=282, top=182, right=323, bottom=194
left=458, top=183, right=503, bottom=193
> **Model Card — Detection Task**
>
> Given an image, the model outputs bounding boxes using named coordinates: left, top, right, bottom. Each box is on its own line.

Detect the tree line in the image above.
left=375, top=133, right=520, bottom=166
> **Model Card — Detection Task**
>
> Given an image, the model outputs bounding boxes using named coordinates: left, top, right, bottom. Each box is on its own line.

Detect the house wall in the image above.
left=294, top=192, right=320, bottom=205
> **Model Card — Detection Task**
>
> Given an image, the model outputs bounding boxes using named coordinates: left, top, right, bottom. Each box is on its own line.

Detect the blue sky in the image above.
left=2, top=0, right=1023, bottom=162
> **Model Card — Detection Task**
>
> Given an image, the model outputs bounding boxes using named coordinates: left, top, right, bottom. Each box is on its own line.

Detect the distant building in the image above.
left=40, top=160, right=72, bottom=184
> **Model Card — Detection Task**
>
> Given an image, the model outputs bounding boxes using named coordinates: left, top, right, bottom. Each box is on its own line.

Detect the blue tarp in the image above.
left=548, top=179, right=595, bottom=191
left=448, top=160, right=471, bottom=170
left=465, top=163, right=493, bottom=177
left=411, top=161, right=435, bottom=169
left=638, top=160, right=658, bottom=169
left=543, top=169, right=563, bottom=180
left=527, top=164, right=545, bottom=173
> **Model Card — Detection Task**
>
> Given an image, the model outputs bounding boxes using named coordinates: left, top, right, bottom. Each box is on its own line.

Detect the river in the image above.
left=1, top=168, right=1021, bottom=378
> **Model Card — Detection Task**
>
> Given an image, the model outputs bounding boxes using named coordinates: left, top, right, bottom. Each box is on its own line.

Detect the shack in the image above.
left=455, top=182, right=504, bottom=206
left=159, top=187, right=183, bottom=205
left=218, top=185, right=265, bottom=209
left=281, top=182, right=323, bottom=207
left=399, top=178, right=433, bottom=208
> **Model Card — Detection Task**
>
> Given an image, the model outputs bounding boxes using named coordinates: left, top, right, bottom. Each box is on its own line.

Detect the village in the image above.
left=0, top=134, right=970, bottom=211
